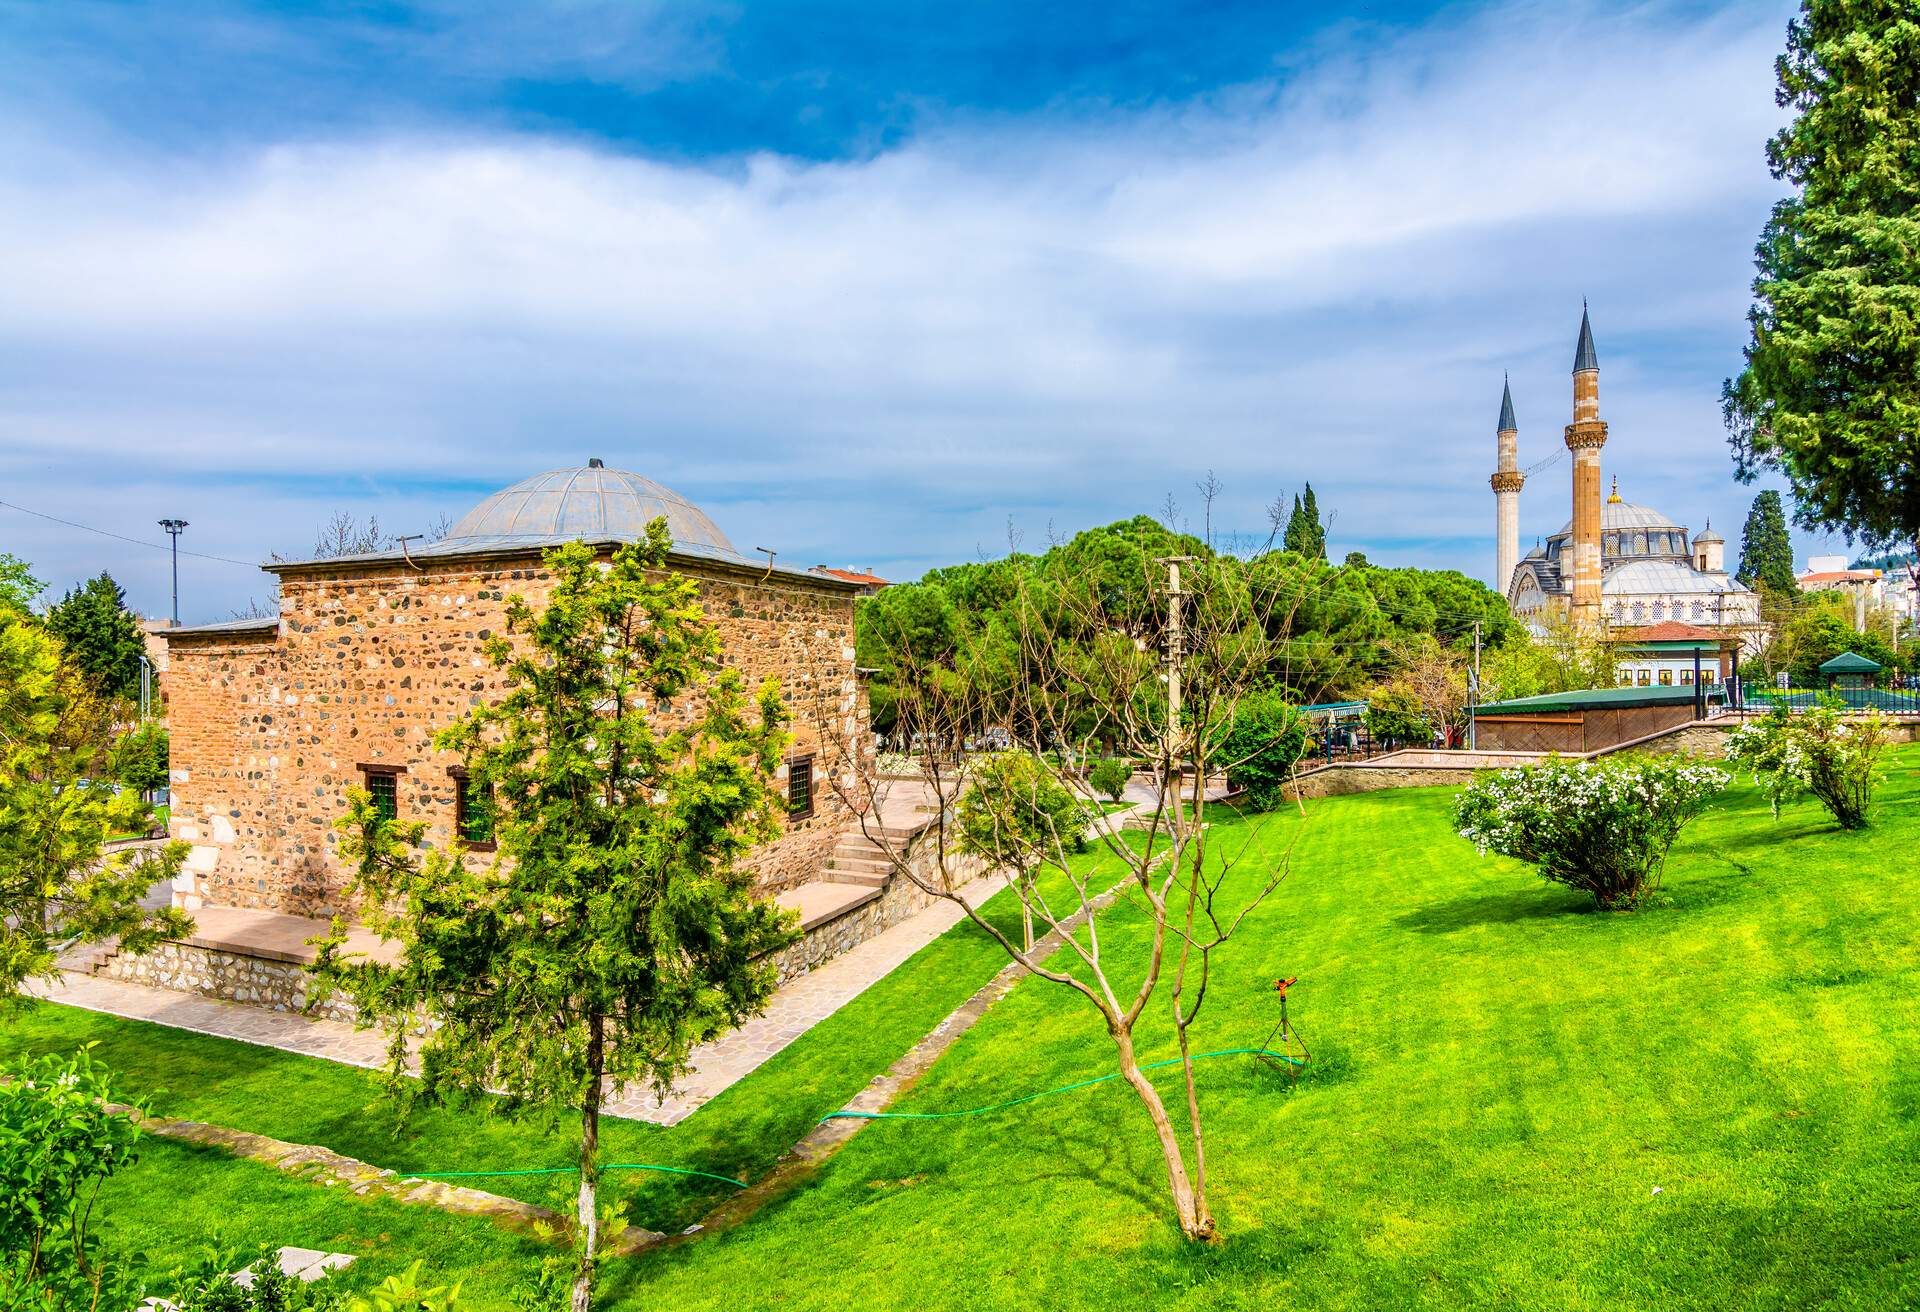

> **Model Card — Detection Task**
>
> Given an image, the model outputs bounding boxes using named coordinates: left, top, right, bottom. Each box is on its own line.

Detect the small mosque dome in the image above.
left=1694, top=522, right=1724, bottom=544
left=444, top=462, right=737, bottom=556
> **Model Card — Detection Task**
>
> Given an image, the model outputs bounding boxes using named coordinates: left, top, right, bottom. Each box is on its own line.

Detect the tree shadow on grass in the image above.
left=1393, top=886, right=1593, bottom=935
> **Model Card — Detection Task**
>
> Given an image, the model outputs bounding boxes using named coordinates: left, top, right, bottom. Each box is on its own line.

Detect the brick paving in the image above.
left=33, top=865, right=997, bottom=1127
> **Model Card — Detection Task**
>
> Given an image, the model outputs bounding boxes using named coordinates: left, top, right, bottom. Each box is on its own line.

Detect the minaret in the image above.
left=1563, top=303, right=1608, bottom=623
left=1490, top=375, right=1524, bottom=596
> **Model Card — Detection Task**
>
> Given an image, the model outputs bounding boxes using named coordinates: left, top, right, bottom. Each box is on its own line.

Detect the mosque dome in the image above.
left=1552, top=499, right=1683, bottom=537
left=444, top=460, right=738, bottom=557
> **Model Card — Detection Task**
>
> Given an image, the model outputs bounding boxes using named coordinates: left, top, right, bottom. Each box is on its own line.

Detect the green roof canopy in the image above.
left=1474, top=685, right=1704, bottom=715
left=1818, top=651, right=1883, bottom=675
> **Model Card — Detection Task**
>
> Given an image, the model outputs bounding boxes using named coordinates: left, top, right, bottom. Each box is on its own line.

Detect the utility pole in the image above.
left=158, top=518, right=188, bottom=625
left=1469, top=620, right=1482, bottom=750
left=1158, top=556, right=1196, bottom=801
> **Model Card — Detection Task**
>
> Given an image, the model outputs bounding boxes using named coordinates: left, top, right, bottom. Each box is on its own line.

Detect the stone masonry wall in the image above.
left=102, top=941, right=358, bottom=1025
left=165, top=552, right=861, bottom=916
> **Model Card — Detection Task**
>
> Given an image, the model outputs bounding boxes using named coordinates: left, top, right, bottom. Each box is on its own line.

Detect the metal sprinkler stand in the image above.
left=1256, top=976, right=1310, bottom=1081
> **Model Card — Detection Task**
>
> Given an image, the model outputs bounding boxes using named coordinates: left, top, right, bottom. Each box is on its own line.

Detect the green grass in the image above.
left=12, top=760, right=1920, bottom=1308
left=611, top=747, right=1920, bottom=1311
left=0, top=850, right=1133, bottom=1304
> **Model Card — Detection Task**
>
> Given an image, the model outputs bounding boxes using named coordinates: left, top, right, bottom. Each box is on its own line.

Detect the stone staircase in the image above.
left=58, top=936, right=122, bottom=977
left=820, top=824, right=919, bottom=888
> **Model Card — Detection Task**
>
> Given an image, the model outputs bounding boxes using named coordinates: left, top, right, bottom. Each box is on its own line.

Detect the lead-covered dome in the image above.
left=444, top=462, right=737, bottom=556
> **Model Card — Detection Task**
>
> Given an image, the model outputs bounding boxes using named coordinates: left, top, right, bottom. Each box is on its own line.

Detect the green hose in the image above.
left=402, top=1048, right=1302, bottom=1188
left=405, top=1162, right=749, bottom=1189
left=820, top=1046, right=1303, bottom=1123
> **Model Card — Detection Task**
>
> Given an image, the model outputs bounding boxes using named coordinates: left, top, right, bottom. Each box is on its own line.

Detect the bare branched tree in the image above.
left=312, top=511, right=391, bottom=559
left=820, top=541, right=1313, bottom=1241
left=1195, top=470, right=1223, bottom=551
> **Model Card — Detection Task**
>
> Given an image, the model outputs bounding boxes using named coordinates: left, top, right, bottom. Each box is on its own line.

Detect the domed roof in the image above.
left=1553, top=500, right=1682, bottom=538
left=445, top=462, right=737, bottom=556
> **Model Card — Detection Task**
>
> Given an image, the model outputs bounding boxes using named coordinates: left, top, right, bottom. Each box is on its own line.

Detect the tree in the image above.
left=953, top=752, right=1089, bottom=950
left=829, top=546, right=1303, bottom=1242
left=0, top=610, right=188, bottom=1004
left=1284, top=485, right=1327, bottom=559
left=312, top=526, right=797, bottom=1312
left=1724, top=1, right=1920, bottom=572
left=1213, top=686, right=1308, bottom=810
left=44, top=572, right=144, bottom=701
left=109, top=721, right=170, bottom=799
left=1770, top=592, right=1897, bottom=685
left=311, top=512, right=390, bottom=558
left=0, top=554, right=43, bottom=615
left=1375, top=636, right=1471, bottom=747
left=1734, top=491, right=1800, bottom=595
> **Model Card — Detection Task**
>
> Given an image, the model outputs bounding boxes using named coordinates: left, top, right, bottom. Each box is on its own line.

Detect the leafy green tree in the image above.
left=1724, top=1, right=1920, bottom=563
left=0, top=554, right=43, bottom=615
left=1734, top=491, right=1800, bottom=594
left=109, top=721, right=170, bottom=799
left=1362, top=686, right=1430, bottom=746
left=953, top=752, right=1089, bottom=949
left=1213, top=687, right=1308, bottom=810
left=44, top=572, right=144, bottom=700
left=1771, top=592, right=1897, bottom=685
left=1088, top=757, right=1132, bottom=802
left=313, top=526, right=797, bottom=1312
left=0, top=611, right=188, bottom=1003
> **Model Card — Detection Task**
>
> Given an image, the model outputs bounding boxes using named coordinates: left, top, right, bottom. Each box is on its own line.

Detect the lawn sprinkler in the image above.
left=1255, top=976, right=1310, bottom=1081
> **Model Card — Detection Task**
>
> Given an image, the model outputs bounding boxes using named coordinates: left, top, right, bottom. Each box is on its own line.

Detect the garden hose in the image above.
left=400, top=1048, right=1303, bottom=1188
left=820, top=1046, right=1303, bottom=1123
left=404, top=1163, right=749, bottom=1188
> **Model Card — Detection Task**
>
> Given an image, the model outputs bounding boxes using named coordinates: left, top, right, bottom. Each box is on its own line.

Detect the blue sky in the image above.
left=0, top=0, right=1832, bottom=622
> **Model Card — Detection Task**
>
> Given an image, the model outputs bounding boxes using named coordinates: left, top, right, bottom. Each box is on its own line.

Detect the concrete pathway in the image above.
left=34, top=871, right=1002, bottom=1127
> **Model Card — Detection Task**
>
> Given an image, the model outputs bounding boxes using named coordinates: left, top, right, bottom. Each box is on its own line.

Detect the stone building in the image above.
left=1492, top=308, right=1760, bottom=635
left=161, top=461, right=873, bottom=922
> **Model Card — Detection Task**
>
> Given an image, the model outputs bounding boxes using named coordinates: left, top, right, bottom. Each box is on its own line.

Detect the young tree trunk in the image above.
left=1112, top=1029, right=1205, bottom=1239
left=1175, top=1026, right=1214, bottom=1238
left=572, top=1012, right=604, bottom=1312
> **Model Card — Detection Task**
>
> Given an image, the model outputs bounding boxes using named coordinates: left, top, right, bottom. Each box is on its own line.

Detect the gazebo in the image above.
left=1819, top=651, right=1883, bottom=691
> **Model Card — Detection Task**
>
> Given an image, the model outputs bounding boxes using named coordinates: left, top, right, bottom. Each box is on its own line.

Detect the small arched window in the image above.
left=1632, top=531, right=1648, bottom=555
left=1691, top=600, right=1705, bottom=620
left=1632, top=601, right=1647, bottom=622
left=1651, top=601, right=1666, bottom=621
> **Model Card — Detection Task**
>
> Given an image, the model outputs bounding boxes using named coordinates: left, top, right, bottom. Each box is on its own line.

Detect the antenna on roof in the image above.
left=754, top=546, right=776, bottom=582
left=396, top=534, right=427, bottom=572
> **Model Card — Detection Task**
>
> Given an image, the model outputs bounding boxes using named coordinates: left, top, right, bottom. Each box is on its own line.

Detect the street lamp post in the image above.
left=158, top=519, right=188, bottom=624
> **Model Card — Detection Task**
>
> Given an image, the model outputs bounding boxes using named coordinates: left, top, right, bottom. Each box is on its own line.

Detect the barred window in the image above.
left=451, top=769, right=496, bottom=849
left=360, top=766, right=401, bottom=822
left=787, top=756, right=814, bottom=820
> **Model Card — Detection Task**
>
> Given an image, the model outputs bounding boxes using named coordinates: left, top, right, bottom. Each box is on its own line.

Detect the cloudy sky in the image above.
left=0, top=0, right=1837, bottom=623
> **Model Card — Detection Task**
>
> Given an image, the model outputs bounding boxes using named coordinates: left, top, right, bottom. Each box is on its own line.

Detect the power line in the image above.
left=0, top=499, right=262, bottom=570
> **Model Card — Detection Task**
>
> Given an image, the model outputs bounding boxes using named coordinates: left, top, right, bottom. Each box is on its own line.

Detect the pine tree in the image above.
left=1724, top=1, right=1920, bottom=565
left=313, top=524, right=796, bottom=1311
left=44, top=572, right=144, bottom=700
left=1735, top=490, right=1801, bottom=594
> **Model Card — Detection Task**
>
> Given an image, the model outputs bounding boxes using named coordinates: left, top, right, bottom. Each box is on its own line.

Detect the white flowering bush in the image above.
left=1454, top=754, right=1728, bottom=909
left=1725, top=699, right=1887, bottom=830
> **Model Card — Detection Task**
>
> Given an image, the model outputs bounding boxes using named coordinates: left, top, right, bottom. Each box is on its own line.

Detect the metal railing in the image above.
left=1730, top=682, right=1920, bottom=716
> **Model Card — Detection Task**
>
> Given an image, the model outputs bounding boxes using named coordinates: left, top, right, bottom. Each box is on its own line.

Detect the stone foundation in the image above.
left=103, top=941, right=358, bottom=1025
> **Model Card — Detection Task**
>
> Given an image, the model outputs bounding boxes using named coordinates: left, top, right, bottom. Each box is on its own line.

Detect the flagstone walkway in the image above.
left=34, top=872, right=999, bottom=1127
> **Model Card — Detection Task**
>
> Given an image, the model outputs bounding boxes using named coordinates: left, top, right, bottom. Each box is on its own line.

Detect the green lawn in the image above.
left=9, top=755, right=1920, bottom=1308
left=614, top=747, right=1920, bottom=1311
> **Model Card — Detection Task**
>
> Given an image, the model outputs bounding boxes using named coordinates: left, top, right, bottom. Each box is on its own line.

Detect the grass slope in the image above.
left=616, top=749, right=1920, bottom=1311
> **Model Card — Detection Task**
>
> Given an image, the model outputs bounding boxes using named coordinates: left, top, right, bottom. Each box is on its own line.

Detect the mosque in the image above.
left=1491, top=308, right=1760, bottom=633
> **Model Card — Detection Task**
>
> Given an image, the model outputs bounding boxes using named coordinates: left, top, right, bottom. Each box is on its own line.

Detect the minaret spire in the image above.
left=1564, top=302, right=1609, bottom=623
left=1491, top=373, right=1524, bottom=597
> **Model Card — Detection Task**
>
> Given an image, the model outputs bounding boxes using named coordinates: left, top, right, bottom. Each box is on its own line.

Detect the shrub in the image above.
left=1725, top=698, right=1888, bottom=829
left=1215, top=687, right=1308, bottom=810
left=1454, top=755, right=1728, bottom=909
left=0, top=1044, right=145, bottom=1303
left=953, top=751, right=1090, bottom=949
left=1088, top=758, right=1132, bottom=802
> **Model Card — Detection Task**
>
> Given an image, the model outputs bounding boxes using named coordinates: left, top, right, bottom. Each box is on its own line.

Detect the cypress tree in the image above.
left=1301, top=483, right=1327, bottom=559
left=1724, top=1, right=1920, bottom=562
left=45, top=572, right=144, bottom=701
left=1735, top=491, right=1801, bottom=595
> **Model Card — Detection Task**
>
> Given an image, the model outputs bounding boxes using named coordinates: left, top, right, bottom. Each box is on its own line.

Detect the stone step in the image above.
left=772, top=880, right=883, bottom=933
left=821, top=867, right=888, bottom=888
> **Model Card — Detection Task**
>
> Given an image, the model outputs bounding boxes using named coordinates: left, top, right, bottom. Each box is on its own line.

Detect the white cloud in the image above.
left=0, top=1, right=1809, bottom=621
